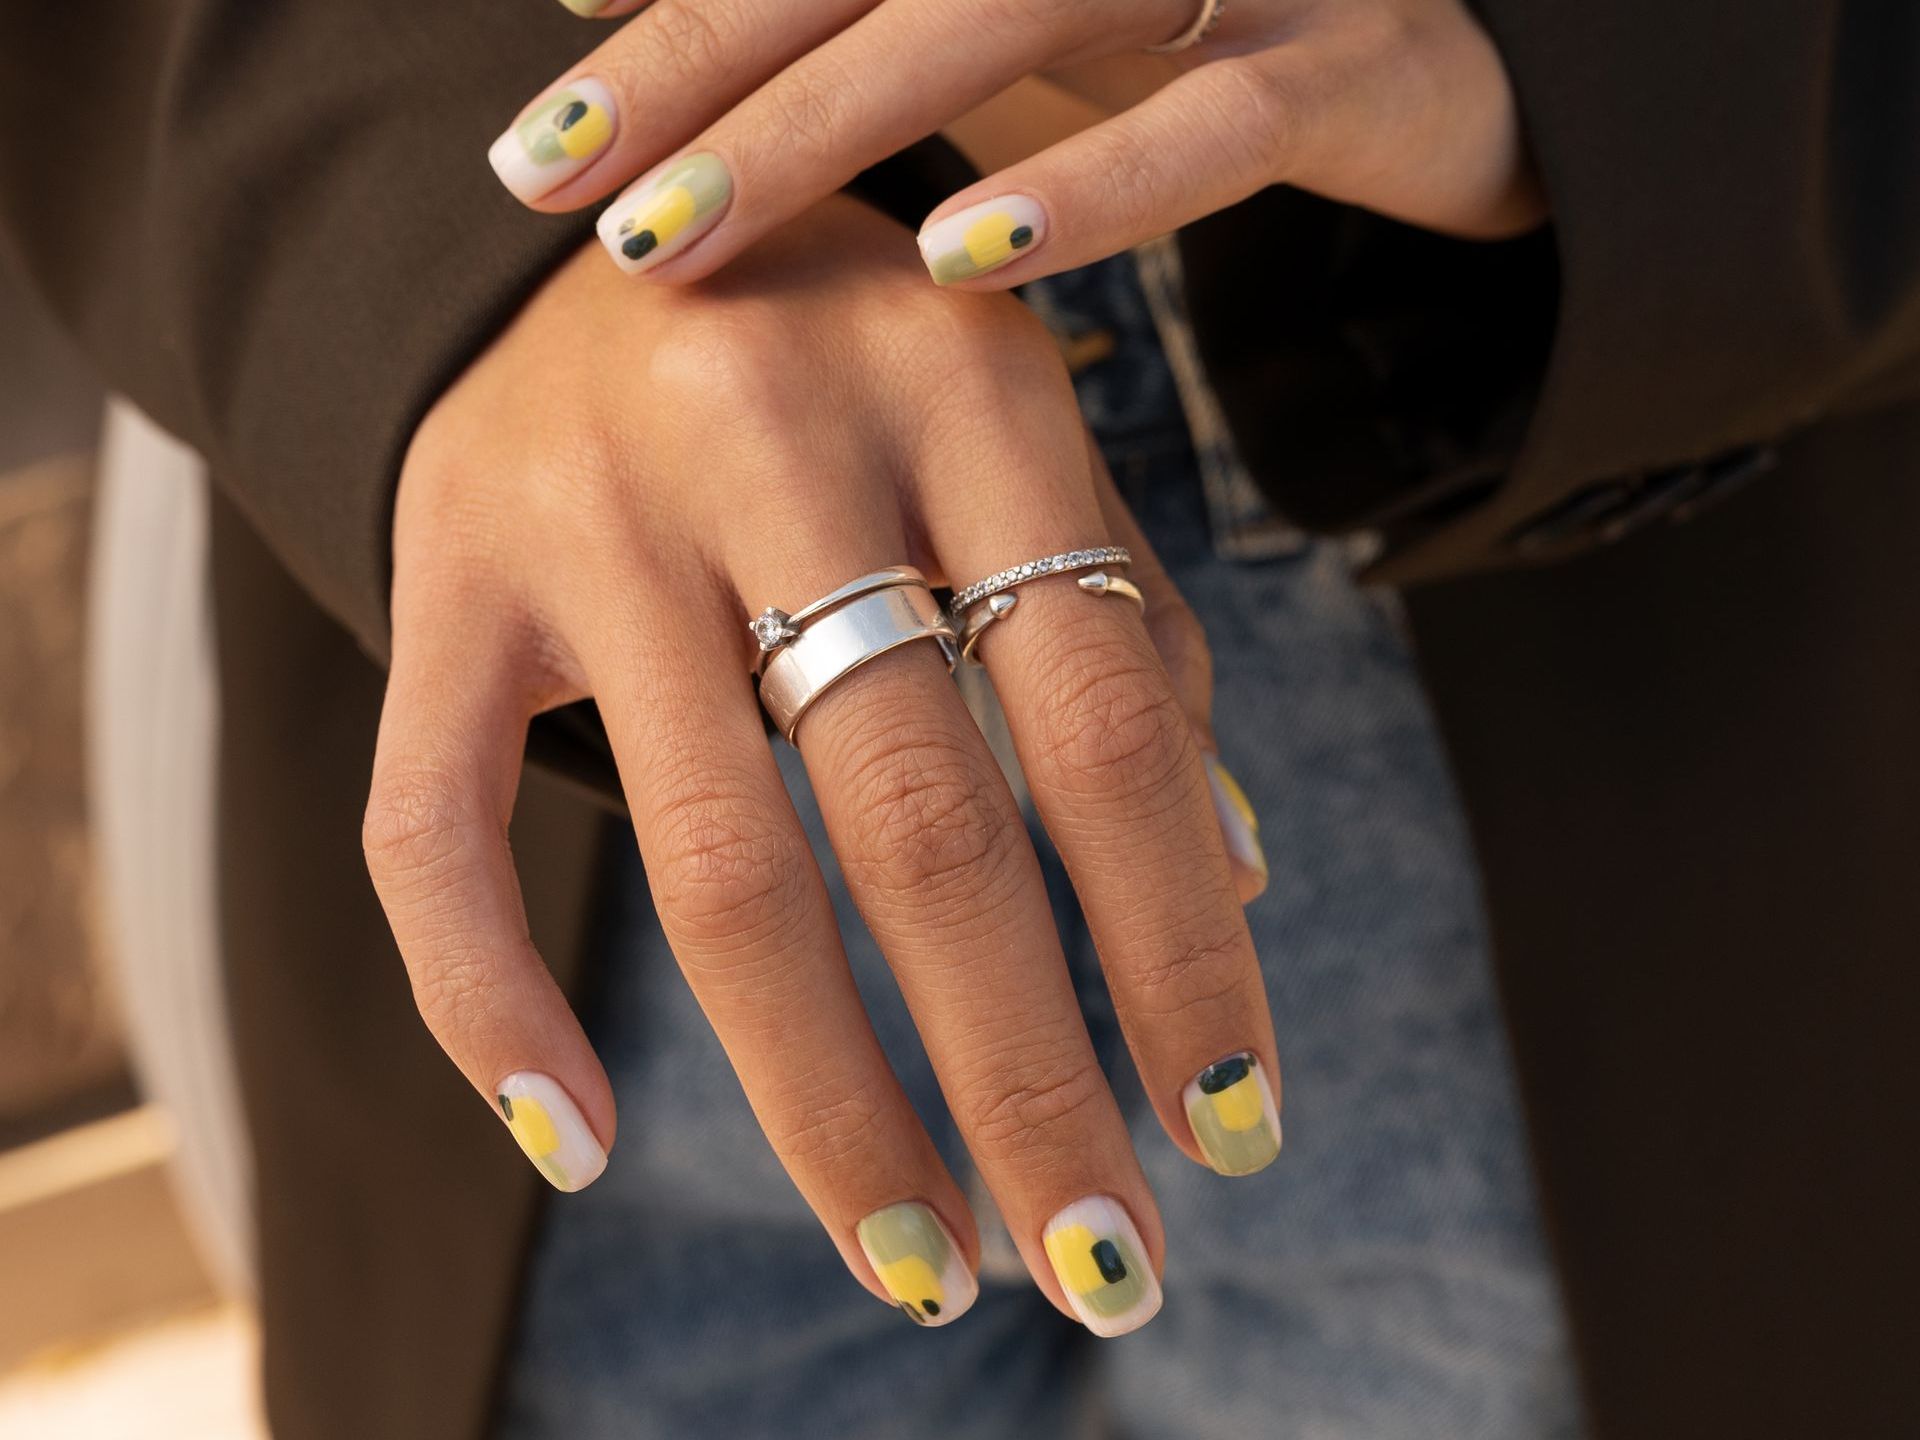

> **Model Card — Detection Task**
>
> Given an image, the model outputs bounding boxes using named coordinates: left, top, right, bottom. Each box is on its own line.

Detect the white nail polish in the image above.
left=856, top=1201, right=979, bottom=1327
left=1206, top=755, right=1268, bottom=881
left=488, top=79, right=618, bottom=204
left=495, top=1072, right=606, bottom=1192
left=1041, top=1196, right=1162, bottom=1337
left=918, top=196, right=1047, bottom=285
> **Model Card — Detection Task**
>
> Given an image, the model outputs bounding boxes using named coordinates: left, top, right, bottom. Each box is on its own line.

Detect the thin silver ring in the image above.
left=957, top=569, right=1145, bottom=663
left=757, top=583, right=959, bottom=742
left=948, top=546, right=1131, bottom=616
left=749, top=566, right=929, bottom=671
left=1145, top=0, right=1224, bottom=53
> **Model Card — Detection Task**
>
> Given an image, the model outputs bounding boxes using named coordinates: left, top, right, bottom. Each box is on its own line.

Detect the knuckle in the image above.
left=1030, top=643, right=1194, bottom=798
left=753, top=53, right=861, bottom=168
left=1200, top=56, right=1306, bottom=173
left=362, top=766, right=486, bottom=894
left=1124, top=929, right=1257, bottom=1022
left=961, top=1041, right=1109, bottom=1156
left=409, top=943, right=514, bottom=1046
left=649, top=776, right=812, bottom=952
left=771, top=1075, right=889, bottom=1174
left=836, top=725, right=1024, bottom=904
left=625, top=1, right=742, bottom=88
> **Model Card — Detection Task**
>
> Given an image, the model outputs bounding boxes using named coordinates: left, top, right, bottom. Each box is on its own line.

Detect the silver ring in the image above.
left=948, top=546, right=1132, bottom=616
left=1145, top=0, right=1224, bottom=53
left=956, top=569, right=1146, bottom=663
left=749, top=566, right=929, bottom=671
left=758, top=583, right=959, bottom=742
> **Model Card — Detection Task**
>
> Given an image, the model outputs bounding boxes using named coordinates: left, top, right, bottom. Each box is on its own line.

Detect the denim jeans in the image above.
left=496, top=255, right=1585, bottom=1440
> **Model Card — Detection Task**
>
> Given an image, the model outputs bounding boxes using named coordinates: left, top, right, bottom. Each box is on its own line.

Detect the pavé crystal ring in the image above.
left=948, top=548, right=1142, bottom=664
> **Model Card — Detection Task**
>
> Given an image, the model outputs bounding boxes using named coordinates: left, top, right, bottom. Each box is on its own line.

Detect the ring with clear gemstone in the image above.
left=751, top=607, right=800, bottom=654
left=948, top=546, right=1131, bottom=617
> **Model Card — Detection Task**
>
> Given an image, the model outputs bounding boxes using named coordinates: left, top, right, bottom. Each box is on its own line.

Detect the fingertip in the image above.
left=917, top=195, right=1048, bottom=287
left=495, top=1070, right=611, bottom=1192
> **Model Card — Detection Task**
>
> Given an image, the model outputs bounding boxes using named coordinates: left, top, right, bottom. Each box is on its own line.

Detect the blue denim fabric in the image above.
left=496, top=257, right=1584, bottom=1440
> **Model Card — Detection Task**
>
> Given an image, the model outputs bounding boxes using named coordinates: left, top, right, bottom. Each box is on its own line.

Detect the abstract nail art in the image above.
left=856, top=1202, right=979, bottom=1327
left=918, top=196, right=1047, bottom=285
left=1041, top=1196, right=1162, bottom=1337
left=495, top=1072, right=607, bottom=1192
left=1206, top=756, right=1268, bottom=883
left=488, top=81, right=617, bottom=203
left=1184, top=1051, right=1282, bottom=1177
left=596, top=152, right=732, bottom=274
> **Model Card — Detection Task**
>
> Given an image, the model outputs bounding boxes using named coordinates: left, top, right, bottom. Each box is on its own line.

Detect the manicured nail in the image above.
left=1206, top=756, right=1267, bottom=883
left=1041, top=1196, right=1161, bottom=1337
left=488, top=80, right=617, bottom=204
left=1184, top=1051, right=1282, bottom=1176
left=596, top=153, right=732, bottom=275
left=918, top=196, right=1047, bottom=285
left=557, top=0, right=615, bottom=15
left=856, top=1202, right=979, bottom=1327
left=495, top=1072, right=606, bottom=1192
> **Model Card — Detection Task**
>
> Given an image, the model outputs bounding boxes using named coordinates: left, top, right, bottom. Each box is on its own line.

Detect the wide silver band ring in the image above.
left=757, top=583, right=959, bottom=742
left=1145, top=0, right=1224, bottom=53
left=957, top=569, right=1145, bottom=663
left=750, top=566, right=929, bottom=673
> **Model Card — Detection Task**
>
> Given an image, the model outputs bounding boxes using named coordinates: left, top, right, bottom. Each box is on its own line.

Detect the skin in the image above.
left=365, top=197, right=1273, bottom=1325
left=502, top=0, right=1544, bottom=284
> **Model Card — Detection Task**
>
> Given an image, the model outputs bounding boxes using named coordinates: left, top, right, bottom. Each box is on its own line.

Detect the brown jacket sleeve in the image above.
left=0, top=3, right=970, bottom=661
left=1179, top=0, right=1920, bottom=584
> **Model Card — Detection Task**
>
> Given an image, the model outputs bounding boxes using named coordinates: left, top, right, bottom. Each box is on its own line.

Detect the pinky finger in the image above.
left=1087, top=443, right=1268, bottom=902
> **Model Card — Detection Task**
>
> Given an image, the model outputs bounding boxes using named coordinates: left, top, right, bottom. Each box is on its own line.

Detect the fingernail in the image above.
left=1041, top=1196, right=1161, bottom=1337
left=1184, top=1051, right=1282, bottom=1176
left=557, top=0, right=615, bottom=15
left=596, top=152, right=732, bottom=275
left=856, top=1202, right=979, bottom=1327
left=1206, top=755, right=1267, bottom=883
left=918, top=196, right=1047, bottom=285
left=495, top=1072, right=606, bottom=1192
left=488, top=80, right=617, bottom=204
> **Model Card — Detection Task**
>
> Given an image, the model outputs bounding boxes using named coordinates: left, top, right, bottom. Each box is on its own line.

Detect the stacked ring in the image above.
left=752, top=568, right=959, bottom=742
left=948, top=548, right=1144, bottom=664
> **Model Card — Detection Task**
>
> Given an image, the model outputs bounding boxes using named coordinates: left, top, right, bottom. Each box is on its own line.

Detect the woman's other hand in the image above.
left=363, top=196, right=1278, bottom=1337
left=489, top=0, right=1542, bottom=285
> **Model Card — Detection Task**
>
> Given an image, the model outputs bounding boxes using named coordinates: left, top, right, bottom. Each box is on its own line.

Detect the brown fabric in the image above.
left=211, top=493, right=609, bottom=1440
left=3, top=1, right=1917, bottom=1437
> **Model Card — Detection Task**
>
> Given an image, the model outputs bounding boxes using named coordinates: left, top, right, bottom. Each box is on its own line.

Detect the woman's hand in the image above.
left=489, top=0, right=1542, bottom=286
left=364, top=196, right=1278, bottom=1335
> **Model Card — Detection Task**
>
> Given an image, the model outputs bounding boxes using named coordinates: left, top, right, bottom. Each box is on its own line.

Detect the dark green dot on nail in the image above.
left=1092, top=1239, right=1127, bottom=1284
left=497, top=1094, right=514, bottom=1120
left=1199, top=1055, right=1252, bottom=1094
left=1010, top=225, right=1034, bottom=249
left=623, top=231, right=658, bottom=260
left=922, top=1299, right=940, bottom=1316
left=556, top=100, right=589, bottom=131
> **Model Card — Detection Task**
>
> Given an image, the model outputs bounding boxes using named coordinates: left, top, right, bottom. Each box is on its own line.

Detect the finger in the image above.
left=590, top=0, right=1195, bottom=278
left=914, top=368, right=1283, bottom=1180
left=914, top=56, right=1303, bottom=288
left=490, top=0, right=875, bottom=208
left=365, top=614, right=614, bottom=1192
left=570, top=565, right=984, bottom=1327
left=731, top=508, right=1166, bottom=1337
left=1088, top=444, right=1267, bottom=901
